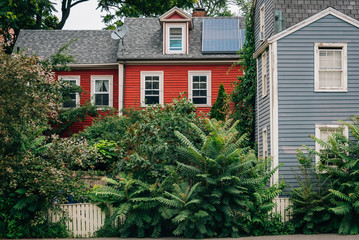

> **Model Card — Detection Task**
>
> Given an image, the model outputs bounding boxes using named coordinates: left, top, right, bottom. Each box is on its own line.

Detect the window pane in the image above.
left=170, top=28, right=182, bottom=35
left=319, top=71, right=342, bottom=88
left=145, top=96, right=159, bottom=104
left=193, top=97, right=207, bottom=104
left=95, top=80, right=109, bottom=93
left=170, top=40, right=182, bottom=48
left=193, top=76, right=200, bottom=82
left=95, top=94, right=109, bottom=106
left=63, top=93, right=76, bottom=108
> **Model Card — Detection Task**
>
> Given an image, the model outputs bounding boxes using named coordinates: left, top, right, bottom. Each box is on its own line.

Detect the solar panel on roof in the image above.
left=202, top=19, right=244, bottom=54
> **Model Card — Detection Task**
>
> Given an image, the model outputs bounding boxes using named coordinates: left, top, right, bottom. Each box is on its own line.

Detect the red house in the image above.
left=15, top=7, right=245, bottom=133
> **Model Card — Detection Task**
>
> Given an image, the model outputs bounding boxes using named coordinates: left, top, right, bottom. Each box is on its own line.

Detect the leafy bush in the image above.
left=93, top=175, right=173, bottom=237
left=210, top=83, right=229, bottom=121
left=78, top=114, right=131, bottom=144
left=173, top=119, right=285, bottom=237
left=291, top=116, right=359, bottom=235
left=0, top=48, right=98, bottom=238
left=289, top=151, right=334, bottom=234
left=93, top=118, right=284, bottom=238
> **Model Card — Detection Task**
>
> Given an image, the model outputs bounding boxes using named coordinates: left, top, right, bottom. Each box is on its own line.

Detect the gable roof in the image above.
left=118, top=16, right=245, bottom=61
left=15, top=30, right=119, bottom=64
left=268, top=7, right=359, bottom=43
left=15, top=16, right=245, bottom=64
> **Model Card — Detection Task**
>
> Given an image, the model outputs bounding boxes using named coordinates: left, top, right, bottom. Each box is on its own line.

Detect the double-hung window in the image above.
left=91, top=76, right=113, bottom=108
left=58, top=75, right=80, bottom=108
left=314, top=43, right=347, bottom=91
left=166, top=23, right=185, bottom=54
left=188, top=71, right=211, bottom=106
left=315, top=124, right=349, bottom=166
left=140, top=71, right=164, bottom=106
left=169, top=28, right=182, bottom=51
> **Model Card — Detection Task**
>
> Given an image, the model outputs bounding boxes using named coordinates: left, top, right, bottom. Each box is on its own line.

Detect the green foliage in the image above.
left=230, top=6, right=256, bottom=147
left=93, top=118, right=284, bottom=238
left=174, top=118, right=285, bottom=237
left=98, top=0, right=195, bottom=28
left=117, top=96, right=204, bottom=183
left=210, top=83, right=229, bottom=121
left=92, top=140, right=120, bottom=172
left=291, top=116, right=359, bottom=235
left=289, top=151, right=334, bottom=234
left=1, top=0, right=88, bottom=52
left=78, top=114, right=132, bottom=144
left=94, top=175, right=172, bottom=237
left=0, top=48, right=98, bottom=238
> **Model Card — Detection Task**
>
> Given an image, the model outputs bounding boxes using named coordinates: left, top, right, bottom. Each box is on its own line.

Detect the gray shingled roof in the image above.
left=274, top=0, right=359, bottom=30
left=118, top=17, right=245, bottom=60
left=15, top=30, right=119, bottom=64
left=15, top=16, right=245, bottom=64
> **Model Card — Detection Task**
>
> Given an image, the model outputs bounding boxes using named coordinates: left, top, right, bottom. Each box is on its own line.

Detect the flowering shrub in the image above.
left=0, top=48, right=98, bottom=238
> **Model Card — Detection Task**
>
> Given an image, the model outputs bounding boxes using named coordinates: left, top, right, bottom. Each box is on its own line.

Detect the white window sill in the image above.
left=314, top=89, right=348, bottom=92
left=194, top=104, right=212, bottom=108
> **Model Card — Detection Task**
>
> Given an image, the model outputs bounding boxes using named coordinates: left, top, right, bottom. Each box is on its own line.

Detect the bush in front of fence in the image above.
left=93, top=119, right=290, bottom=238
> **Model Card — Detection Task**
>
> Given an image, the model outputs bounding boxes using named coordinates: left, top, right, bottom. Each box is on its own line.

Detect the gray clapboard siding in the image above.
left=254, top=0, right=275, bottom=50
left=276, top=14, right=359, bottom=188
left=256, top=49, right=271, bottom=157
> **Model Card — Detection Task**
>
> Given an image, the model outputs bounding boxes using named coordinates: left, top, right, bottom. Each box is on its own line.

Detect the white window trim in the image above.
left=166, top=23, right=186, bottom=54
left=188, top=71, right=211, bottom=107
left=262, top=127, right=268, bottom=158
left=314, top=42, right=348, bottom=92
left=260, top=4, right=265, bottom=39
left=140, top=71, right=164, bottom=107
left=58, top=75, right=80, bottom=108
left=262, top=51, right=267, bottom=97
left=315, top=124, right=349, bottom=166
left=91, top=75, right=113, bottom=109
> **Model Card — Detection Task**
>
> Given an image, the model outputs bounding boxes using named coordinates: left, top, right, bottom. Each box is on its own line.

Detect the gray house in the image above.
left=253, top=0, right=359, bottom=187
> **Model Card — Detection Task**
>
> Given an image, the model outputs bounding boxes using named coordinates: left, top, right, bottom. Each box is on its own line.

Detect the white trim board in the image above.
left=268, top=7, right=359, bottom=43
left=271, top=41, right=279, bottom=186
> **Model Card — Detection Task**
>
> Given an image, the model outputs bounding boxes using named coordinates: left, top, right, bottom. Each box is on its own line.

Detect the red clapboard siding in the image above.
left=124, top=64, right=242, bottom=114
left=56, top=69, right=119, bottom=135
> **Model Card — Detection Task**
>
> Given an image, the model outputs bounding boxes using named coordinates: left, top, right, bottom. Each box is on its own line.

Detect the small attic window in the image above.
left=166, top=23, right=186, bottom=54
left=169, top=28, right=183, bottom=51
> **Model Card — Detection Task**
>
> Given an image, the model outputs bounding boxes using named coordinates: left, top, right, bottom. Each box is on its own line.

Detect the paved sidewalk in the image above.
left=22, top=235, right=359, bottom=240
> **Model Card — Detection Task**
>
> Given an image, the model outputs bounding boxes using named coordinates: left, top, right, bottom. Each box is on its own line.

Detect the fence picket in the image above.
left=50, top=198, right=291, bottom=237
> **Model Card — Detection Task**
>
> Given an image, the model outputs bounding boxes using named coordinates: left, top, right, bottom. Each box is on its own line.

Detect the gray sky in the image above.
left=54, top=0, right=240, bottom=30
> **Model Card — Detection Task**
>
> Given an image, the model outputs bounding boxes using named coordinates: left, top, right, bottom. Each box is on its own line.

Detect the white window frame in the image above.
left=262, top=127, right=268, bottom=158
left=262, top=51, right=267, bottom=97
left=314, top=43, right=348, bottom=92
left=315, top=124, right=349, bottom=166
left=91, top=75, right=113, bottom=109
left=166, top=23, right=186, bottom=54
left=58, top=75, right=80, bottom=108
left=140, top=71, right=164, bottom=107
left=188, top=71, right=211, bottom=107
left=260, top=5, right=265, bottom=39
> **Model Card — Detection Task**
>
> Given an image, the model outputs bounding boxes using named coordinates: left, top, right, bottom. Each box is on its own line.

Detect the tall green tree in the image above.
left=230, top=2, right=256, bottom=146
left=210, top=83, right=229, bottom=121
left=0, top=0, right=89, bottom=53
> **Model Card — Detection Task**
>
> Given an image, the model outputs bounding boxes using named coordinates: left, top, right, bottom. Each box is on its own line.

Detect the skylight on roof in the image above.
left=202, top=19, right=244, bottom=54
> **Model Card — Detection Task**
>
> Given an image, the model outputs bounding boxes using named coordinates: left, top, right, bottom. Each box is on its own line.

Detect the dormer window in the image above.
left=166, top=24, right=185, bottom=54
left=169, top=27, right=183, bottom=51
left=159, top=7, right=192, bottom=55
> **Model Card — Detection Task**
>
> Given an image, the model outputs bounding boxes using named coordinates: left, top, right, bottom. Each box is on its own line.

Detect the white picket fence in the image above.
left=273, top=197, right=291, bottom=222
left=50, top=198, right=291, bottom=237
left=49, top=203, right=107, bottom=237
